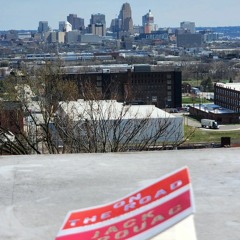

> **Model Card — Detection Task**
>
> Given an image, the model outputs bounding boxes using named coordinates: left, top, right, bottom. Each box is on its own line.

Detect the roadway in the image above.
left=175, top=112, right=240, bottom=131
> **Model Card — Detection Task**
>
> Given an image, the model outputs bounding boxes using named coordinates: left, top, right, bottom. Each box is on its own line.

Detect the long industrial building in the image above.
left=58, top=99, right=184, bottom=149
left=214, top=82, right=240, bottom=113
left=63, top=64, right=182, bottom=109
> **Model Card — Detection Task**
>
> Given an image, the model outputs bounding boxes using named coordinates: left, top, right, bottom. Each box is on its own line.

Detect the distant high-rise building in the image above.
left=46, top=32, right=57, bottom=43
left=65, top=21, right=72, bottom=32
left=57, top=32, right=66, bottom=43
left=38, top=21, right=49, bottom=33
left=90, top=13, right=106, bottom=25
left=88, top=23, right=106, bottom=36
left=110, top=18, right=122, bottom=33
left=180, top=21, right=196, bottom=33
left=142, top=10, right=154, bottom=34
left=74, top=17, right=85, bottom=30
left=59, top=21, right=72, bottom=32
left=67, top=14, right=85, bottom=30
left=59, top=21, right=65, bottom=32
left=67, top=14, right=77, bottom=25
left=89, top=13, right=106, bottom=36
left=118, top=3, right=134, bottom=34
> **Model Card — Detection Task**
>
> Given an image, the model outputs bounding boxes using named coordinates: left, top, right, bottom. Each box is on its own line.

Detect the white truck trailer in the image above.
left=201, top=119, right=219, bottom=129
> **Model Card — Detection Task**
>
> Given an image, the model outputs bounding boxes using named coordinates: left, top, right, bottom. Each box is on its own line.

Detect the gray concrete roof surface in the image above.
left=0, top=148, right=240, bottom=240
left=194, top=103, right=236, bottom=114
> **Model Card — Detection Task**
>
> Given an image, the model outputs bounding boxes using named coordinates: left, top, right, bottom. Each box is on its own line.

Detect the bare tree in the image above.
left=1, top=61, right=187, bottom=154
left=0, top=61, right=79, bottom=154
left=55, top=99, right=185, bottom=153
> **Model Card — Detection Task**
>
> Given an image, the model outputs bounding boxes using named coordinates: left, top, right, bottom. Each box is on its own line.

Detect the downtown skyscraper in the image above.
left=142, top=10, right=155, bottom=33
left=38, top=21, right=49, bottom=33
left=67, top=14, right=85, bottom=30
left=118, top=2, right=134, bottom=34
left=89, top=13, right=106, bottom=36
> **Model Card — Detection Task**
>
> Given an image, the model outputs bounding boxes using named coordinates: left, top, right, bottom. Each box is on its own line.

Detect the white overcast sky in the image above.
left=1, top=0, right=239, bottom=30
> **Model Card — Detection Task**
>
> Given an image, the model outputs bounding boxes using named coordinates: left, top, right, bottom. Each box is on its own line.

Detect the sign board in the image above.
left=56, top=167, right=195, bottom=240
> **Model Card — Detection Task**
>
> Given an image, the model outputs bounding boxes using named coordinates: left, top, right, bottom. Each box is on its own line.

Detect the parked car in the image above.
left=169, top=108, right=179, bottom=113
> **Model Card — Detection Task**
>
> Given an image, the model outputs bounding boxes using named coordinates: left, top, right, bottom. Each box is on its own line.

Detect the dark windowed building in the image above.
left=67, top=14, right=85, bottom=30
left=38, top=21, right=49, bottom=33
left=63, top=65, right=182, bottom=109
left=215, top=83, right=240, bottom=113
left=177, top=33, right=202, bottom=48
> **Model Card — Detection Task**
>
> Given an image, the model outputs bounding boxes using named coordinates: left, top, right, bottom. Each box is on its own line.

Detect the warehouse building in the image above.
left=189, top=83, right=240, bottom=124
left=57, top=99, right=184, bottom=150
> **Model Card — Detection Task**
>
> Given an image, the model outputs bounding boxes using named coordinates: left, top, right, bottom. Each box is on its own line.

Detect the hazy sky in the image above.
left=1, top=0, right=240, bottom=30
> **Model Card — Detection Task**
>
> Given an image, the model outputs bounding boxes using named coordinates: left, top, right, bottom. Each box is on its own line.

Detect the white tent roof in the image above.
left=59, top=100, right=176, bottom=121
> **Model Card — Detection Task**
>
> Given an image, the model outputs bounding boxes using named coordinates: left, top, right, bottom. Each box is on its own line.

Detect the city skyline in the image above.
left=1, top=0, right=240, bottom=30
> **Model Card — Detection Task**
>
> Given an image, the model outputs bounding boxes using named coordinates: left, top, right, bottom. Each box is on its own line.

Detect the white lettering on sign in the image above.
left=171, top=180, right=183, bottom=190
left=83, top=215, right=97, bottom=224
left=76, top=181, right=184, bottom=226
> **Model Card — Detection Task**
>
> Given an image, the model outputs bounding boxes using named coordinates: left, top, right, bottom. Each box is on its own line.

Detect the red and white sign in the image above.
left=56, top=167, right=195, bottom=240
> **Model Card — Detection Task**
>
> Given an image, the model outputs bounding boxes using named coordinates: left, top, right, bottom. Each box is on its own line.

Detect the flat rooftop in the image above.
left=216, top=82, right=240, bottom=91
left=193, top=103, right=235, bottom=114
left=0, top=148, right=239, bottom=240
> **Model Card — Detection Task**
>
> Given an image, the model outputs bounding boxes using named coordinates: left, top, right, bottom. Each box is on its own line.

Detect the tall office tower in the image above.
left=65, top=21, right=72, bottom=32
left=67, top=14, right=85, bottom=30
left=59, top=21, right=72, bottom=32
left=89, top=13, right=106, bottom=36
left=90, top=13, right=106, bottom=25
left=67, top=14, right=77, bottom=25
left=180, top=21, right=196, bottom=33
left=142, top=9, right=154, bottom=33
left=110, top=18, right=122, bottom=33
left=38, top=21, right=49, bottom=33
left=59, top=21, right=65, bottom=32
left=118, top=3, right=134, bottom=34
left=74, top=17, right=85, bottom=30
